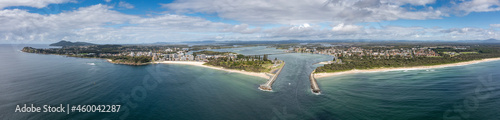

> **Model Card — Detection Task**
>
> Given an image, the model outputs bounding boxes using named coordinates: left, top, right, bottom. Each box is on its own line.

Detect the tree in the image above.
left=237, top=54, right=245, bottom=59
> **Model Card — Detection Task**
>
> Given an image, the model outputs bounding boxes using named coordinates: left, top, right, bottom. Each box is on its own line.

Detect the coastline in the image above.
left=314, top=57, right=500, bottom=79
left=313, top=61, right=332, bottom=65
left=155, top=61, right=270, bottom=79
left=106, top=59, right=149, bottom=65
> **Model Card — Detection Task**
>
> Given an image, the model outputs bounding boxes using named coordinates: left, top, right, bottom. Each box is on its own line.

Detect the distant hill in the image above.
left=483, top=39, right=500, bottom=43
left=49, top=40, right=96, bottom=46
left=457, top=39, right=500, bottom=43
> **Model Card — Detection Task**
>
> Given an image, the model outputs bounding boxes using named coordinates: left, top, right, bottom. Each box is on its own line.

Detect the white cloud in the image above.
left=162, top=0, right=444, bottom=24
left=0, top=0, right=74, bottom=9
left=331, top=23, right=363, bottom=33
left=0, top=4, right=138, bottom=43
left=118, top=1, right=134, bottom=9
left=0, top=4, right=263, bottom=43
left=221, top=24, right=261, bottom=34
left=261, top=24, right=500, bottom=41
left=383, top=0, right=436, bottom=6
left=129, top=14, right=228, bottom=32
left=104, top=0, right=111, bottom=2
left=490, top=24, right=500, bottom=28
left=456, top=0, right=500, bottom=14
left=1, top=3, right=500, bottom=43
left=262, top=24, right=331, bottom=39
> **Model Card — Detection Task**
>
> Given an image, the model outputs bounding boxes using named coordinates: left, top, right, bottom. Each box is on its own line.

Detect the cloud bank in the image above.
left=1, top=0, right=500, bottom=43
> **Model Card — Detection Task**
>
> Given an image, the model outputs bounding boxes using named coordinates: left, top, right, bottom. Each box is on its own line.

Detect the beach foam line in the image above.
left=258, top=87, right=273, bottom=92
left=311, top=89, right=321, bottom=95
left=314, top=57, right=500, bottom=79
left=156, top=61, right=270, bottom=79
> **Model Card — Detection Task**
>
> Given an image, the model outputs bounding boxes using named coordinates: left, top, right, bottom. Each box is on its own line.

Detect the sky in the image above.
left=1, top=0, right=500, bottom=44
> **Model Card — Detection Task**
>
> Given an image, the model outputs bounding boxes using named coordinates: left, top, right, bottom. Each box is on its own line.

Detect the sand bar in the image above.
left=314, top=57, right=500, bottom=79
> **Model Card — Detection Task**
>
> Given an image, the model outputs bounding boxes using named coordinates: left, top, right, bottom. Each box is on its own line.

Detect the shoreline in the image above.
left=106, top=59, right=149, bottom=65
left=314, top=57, right=500, bottom=79
left=155, top=61, right=270, bottom=79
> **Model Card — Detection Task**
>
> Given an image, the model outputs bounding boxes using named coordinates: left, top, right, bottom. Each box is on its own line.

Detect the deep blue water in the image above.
left=1, top=45, right=499, bottom=120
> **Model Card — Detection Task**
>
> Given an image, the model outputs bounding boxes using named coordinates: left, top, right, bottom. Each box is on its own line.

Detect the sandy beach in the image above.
left=156, top=61, right=270, bottom=79
left=314, top=57, right=500, bottom=79
left=315, top=61, right=332, bottom=65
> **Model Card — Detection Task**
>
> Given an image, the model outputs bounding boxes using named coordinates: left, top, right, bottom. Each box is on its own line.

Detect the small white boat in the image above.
left=87, top=63, right=96, bottom=66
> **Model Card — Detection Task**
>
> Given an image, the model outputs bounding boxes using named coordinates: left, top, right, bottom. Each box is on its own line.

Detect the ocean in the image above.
left=1, top=45, right=499, bottom=120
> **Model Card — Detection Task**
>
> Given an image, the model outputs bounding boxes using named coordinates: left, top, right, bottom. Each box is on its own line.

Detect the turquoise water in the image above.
left=1, top=45, right=499, bottom=119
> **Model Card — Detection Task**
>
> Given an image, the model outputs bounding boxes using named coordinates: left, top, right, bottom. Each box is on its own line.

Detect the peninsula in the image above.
left=310, top=44, right=500, bottom=73
left=22, top=41, right=248, bottom=65
left=158, top=50, right=285, bottom=81
left=314, top=57, right=500, bottom=79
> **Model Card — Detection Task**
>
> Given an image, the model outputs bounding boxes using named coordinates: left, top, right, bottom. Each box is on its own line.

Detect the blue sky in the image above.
left=1, top=0, right=500, bottom=44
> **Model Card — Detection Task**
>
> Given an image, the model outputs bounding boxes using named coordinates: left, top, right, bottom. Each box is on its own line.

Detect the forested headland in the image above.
left=315, top=44, right=500, bottom=73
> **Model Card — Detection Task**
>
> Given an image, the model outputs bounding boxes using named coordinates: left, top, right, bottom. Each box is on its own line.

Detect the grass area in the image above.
left=442, top=52, right=455, bottom=54
left=442, top=51, right=478, bottom=56
left=426, top=56, right=443, bottom=58
left=267, top=61, right=285, bottom=73
left=262, top=63, right=274, bottom=72
left=460, top=52, right=478, bottom=54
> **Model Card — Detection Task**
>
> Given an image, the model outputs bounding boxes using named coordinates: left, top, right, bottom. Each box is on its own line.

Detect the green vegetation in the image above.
left=318, top=57, right=462, bottom=72
left=49, top=40, right=95, bottom=46
left=192, top=51, right=235, bottom=55
left=108, top=56, right=151, bottom=65
left=316, top=45, right=500, bottom=73
left=272, top=43, right=299, bottom=49
left=204, top=55, right=279, bottom=72
left=22, top=46, right=152, bottom=65
left=460, top=52, right=478, bottom=54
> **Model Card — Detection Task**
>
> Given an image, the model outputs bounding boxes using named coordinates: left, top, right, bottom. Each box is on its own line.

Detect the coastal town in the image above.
left=284, top=46, right=470, bottom=58
left=21, top=41, right=500, bottom=94
left=280, top=44, right=497, bottom=94
left=7, top=1, right=500, bottom=119
left=22, top=45, right=240, bottom=63
left=22, top=43, right=288, bottom=91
